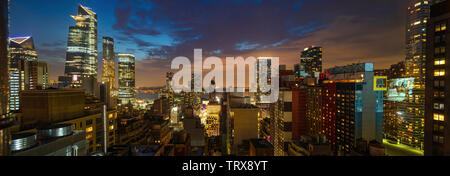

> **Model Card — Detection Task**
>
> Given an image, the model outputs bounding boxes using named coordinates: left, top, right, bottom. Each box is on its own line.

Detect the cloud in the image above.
left=111, top=0, right=408, bottom=87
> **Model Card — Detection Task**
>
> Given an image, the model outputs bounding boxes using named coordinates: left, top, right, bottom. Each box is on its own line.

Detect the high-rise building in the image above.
left=425, top=0, right=450, bottom=156
left=102, top=37, right=115, bottom=93
left=8, top=36, right=38, bottom=111
left=0, top=0, right=13, bottom=156
left=306, top=85, right=322, bottom=136
left=118, top=54, right=135, bottom=105
left=399, top=0, right=445, bottom=150
left=37, top=61, right=49, bottom=90
left=64, top=4, right=98, bottom=86
left=322, top=82, right=337, bottom=150
left=256, top=57, right=273, bottom=104
left=326, top=63, right=385, bottom=155
left=399, top=0, right=431, bottom=150
left=271, top=88, right=297, bottom=156
left=166, top=72, right=174, bottom=117
left=300, top=46, right=322, bottom=77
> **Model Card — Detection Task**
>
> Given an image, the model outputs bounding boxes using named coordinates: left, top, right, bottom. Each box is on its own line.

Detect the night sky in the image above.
left=10, top=0, right=408, bottom=87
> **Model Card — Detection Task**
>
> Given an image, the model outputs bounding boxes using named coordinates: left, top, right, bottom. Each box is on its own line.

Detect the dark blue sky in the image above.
left=10, top=0, right=408, bottom=87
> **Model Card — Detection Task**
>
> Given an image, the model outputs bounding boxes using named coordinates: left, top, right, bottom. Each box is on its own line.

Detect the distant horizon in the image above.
left=10, top=0, right=407, bottom=87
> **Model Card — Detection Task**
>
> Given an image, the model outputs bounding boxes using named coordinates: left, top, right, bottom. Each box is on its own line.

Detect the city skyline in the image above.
left=10, top=0, right=408, bottom=87
left=2, top=0, right=450, bottom=160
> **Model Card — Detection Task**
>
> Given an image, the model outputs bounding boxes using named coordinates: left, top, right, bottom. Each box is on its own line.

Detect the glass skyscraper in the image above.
left=8, top=36, right=38, bottom=111
left=398, top=0, right=431, bottom=150
left=64, top=4, right=98, bottom=86
left=102, top=37, right=115, bottom=93
left=118, top=54, right=135, bottom=105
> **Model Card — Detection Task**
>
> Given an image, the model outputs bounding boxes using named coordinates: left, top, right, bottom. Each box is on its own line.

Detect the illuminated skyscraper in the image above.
left=64, top=4, right=98, bottom=86
left=398, top=0, right=432, bottom=150
left=102, top=37, right=115, bottom=93
left=0, top=0, right=15, bottom=157
left=8, top=36, right=38, bottom=111
left=118, top=54, right=135, bottom=105
left=300, top=46, right=322, bottom=77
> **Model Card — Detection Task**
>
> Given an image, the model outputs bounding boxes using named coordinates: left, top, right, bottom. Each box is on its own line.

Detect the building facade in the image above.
left=306, top=85, right=322, bottom=136
left=327, top=63, right=384, bottom=154
left=20, top=89, right=117, bottom=154
left=102, top=37, right=115, bottom=93
left=425, top=0, right=450, bottom=156
left=118, top=54, right=136, bottom=105
left=64, top=4, right=98, bottom=86
left=0, top=0, right=12, bottom=156
left=399, top=0, right=432, bottom=150
left=8, top=36, right=38, bottom=111
left=300, top=46, right=322, bottom=77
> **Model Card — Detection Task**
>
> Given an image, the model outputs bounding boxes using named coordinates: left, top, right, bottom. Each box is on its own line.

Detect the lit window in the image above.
left=435, top=59, right=446, bottom=65
left=436, top=23, right=447, bottom=32
left=434, top=69, right=445, bottom=76
left=86, top=126, right=93, bottom=133
left=434, top=113, right=445, bottom=121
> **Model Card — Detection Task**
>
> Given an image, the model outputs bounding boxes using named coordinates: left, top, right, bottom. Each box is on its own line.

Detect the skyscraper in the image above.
left=118, top=54, right=135, bottom=105
left=300, top=46, right=322, bottom=78
left=102, top=37, right=115, bottom=93
left=8, top=36, right=38, bottom=111
left=0, top=0, right=11, bottom=156
left=399, top=0, right=435, bottom=150
left=326, top=63, right=385, bottom=155
left=37, top=61, right=49, bottom=90
left=425, top=0, right=450, bottom=156
left=64, top=4, right=98, bottom=86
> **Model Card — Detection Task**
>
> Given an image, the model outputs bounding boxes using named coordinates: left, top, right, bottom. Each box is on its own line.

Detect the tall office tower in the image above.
left=399, top=0, right=430, bottom=150
left=118, top=54, right=135, bottom=105
left=64, top=4, right=98, bottom=86
left=327, top=63, right=385, bottom=155
left=166, top=72, right=174, bottom=114
left=37, top=61, right=49, bottom=90
left=8, top=36, right=38, bottom=111
left=102, top=37, right=115, bottom=93
left=0, top=0, right=12, bottom=156
left=300, top=46, right=322, bottom=78
left=425, top=0, right=450, bottom=156
left=400, top=0, right=446, bottom=150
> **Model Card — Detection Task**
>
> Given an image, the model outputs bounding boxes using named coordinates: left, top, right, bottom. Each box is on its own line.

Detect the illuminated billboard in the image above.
left=386, top=78, right=415, bottom=101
